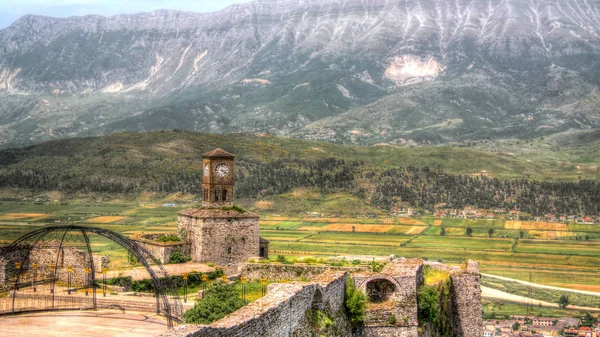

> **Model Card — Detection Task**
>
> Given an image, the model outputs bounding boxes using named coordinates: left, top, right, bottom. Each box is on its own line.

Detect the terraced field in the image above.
left=0, top=201, right=599, bottom=292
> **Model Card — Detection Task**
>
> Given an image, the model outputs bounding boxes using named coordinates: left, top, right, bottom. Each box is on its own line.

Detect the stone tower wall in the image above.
left=450, top=261, right=482, bottom=337
left=178, top=215, right=259, bottom=267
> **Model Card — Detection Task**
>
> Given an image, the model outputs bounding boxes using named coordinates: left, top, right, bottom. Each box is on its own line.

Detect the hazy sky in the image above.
left=0, top=0, right=253, bottom=29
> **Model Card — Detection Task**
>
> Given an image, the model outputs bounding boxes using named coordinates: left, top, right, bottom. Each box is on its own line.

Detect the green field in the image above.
left=0, top=200, right=599, bottom=295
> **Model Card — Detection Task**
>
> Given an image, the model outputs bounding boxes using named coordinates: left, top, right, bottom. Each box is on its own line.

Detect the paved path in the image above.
left=0, top=309, right=168, bottom=336
left=482, top=273, right=600, bottom=297
left=481, top=286, right=600, bottom=312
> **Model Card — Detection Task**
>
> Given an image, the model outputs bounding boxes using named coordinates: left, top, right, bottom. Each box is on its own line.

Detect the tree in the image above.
left=466, top=227, right=473, bottom=237
left=519, top=231, right=525, bottom=239
left=558, top=294, right=569, bottom=309
left=512, top=322, right=521, bottom=331
left=440, top=227, right=446, bottom=236
left=183, top=282, right=248, bottom=324
left=345, top=277, right=367, bottom=327
left=488, top=229, right=494, bottom=237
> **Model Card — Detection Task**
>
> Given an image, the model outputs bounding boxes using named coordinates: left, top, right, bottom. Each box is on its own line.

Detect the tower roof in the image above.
left=202, top=148, right=236, bottom=158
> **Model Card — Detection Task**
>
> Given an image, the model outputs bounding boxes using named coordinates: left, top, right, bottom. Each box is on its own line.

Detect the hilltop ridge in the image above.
left=1, top=0, right=600, bottom=147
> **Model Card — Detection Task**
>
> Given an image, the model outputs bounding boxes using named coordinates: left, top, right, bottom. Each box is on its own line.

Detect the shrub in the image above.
left=306, top=309, right=335, bottom=335
left=369, top=260, right=385, bottom=272
left=100, top=276, right=132, bottom=288
left=276, top=255, right=292, bottom=264
left=183, top=282, right=249, bottom=324
left=418, top=285, right=440, bottom=324
left=345, top=277, right=367, bottom=327
left=352, top=259, right=361, bottom=265
left=168, top=250, right=191, bottom=264
left=156, top=235, right=181, bottom=243
left=388, top=314, right=397, bottom=325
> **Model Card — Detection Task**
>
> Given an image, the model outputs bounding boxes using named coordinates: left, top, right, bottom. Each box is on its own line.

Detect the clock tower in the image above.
left=201, top=148, right=235, bottom=208
left=176, top=147, right=267, bottom=271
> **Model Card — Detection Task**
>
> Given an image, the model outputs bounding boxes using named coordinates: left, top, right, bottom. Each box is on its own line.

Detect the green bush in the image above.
left=131, top=268, right=224, bottom=292
left=418, top=285, right=440, bottom=324
left=183, top=282, right=249, bottom=324
left=345, top=277, right=366, bottom=327
left=168, top=250, right=191, bottom=264
left=156, top=235, right=181, bottom=243
left=306, top=309, right=335, bottom=336
left=99, top=276, right=132, bottom=288
left=276, top=255, right=293, bottom=264
left=369, top=260, right=385, bottom=272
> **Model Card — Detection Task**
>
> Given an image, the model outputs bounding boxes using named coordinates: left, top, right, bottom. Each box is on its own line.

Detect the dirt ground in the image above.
left=0, top=309, right=168, bottom=336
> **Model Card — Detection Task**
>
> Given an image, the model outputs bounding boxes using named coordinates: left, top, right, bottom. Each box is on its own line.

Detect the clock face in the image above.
left=204, top=164, right=209, bottom=176
left=215, top=164, right=229, bottom=178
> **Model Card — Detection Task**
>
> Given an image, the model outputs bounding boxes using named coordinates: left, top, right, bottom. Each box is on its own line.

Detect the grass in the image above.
left=405, top=236, right=514, bottom=251
left=482, top=300, right=587, bottom=319
left=515, top=240, right=600, bottom=256
left=299, top=232, right=413, bottom=246
left=481, top=276, right=600, bottom=308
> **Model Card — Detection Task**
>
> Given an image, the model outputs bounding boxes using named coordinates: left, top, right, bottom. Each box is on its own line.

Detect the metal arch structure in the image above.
left=0, top=225, right=183, bottom=328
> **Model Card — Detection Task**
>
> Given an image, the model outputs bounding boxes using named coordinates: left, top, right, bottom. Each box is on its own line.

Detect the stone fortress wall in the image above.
left=131, top=233, right=191, bottom=264
left=239, top=262, right=368, bottom=280
left=162, top=258, right=482, bottom=337
left=0, top=243, right=107, bottom=286
left=162, top=271, right=352, bottom=337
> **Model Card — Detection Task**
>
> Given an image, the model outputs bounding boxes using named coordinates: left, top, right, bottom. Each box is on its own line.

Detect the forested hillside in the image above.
left=0, top=131, right=598, bottom=215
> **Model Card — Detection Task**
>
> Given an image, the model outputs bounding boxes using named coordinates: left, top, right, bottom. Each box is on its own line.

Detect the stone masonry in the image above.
left=353, top=258, right=425, bottom=337
left=450, top=260, right=482, bottom=337
left=131, top=233, right=191, bottom=264
left=160, top=259, right=482, bottom=337
left=177, top=209, right=260, bottom=269
left=160, top=271, right=352, bottom=337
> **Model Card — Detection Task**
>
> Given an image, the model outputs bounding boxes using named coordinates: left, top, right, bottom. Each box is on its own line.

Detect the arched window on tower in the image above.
left=214, top=190, right=220, bottom=201
left=222, top=190, right=227, bottom=201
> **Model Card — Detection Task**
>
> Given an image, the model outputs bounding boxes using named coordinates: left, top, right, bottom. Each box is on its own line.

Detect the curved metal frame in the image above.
left=1, top=225, right=183, bottom=327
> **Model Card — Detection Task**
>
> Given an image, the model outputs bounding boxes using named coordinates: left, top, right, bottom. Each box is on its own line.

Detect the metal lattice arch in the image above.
left=0, top=225, right=183, bottom=327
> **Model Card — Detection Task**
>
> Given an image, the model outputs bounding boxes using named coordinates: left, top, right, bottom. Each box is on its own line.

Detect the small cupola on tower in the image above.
left=201, top=148, right=235, bottom=208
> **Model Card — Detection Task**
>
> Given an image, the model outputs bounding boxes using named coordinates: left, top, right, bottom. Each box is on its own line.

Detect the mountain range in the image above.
left=1, top=0, right=600, bottom=148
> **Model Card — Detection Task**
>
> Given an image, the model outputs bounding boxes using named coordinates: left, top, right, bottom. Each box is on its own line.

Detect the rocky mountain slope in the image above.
left=1, top=0, right=600, bottom=147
